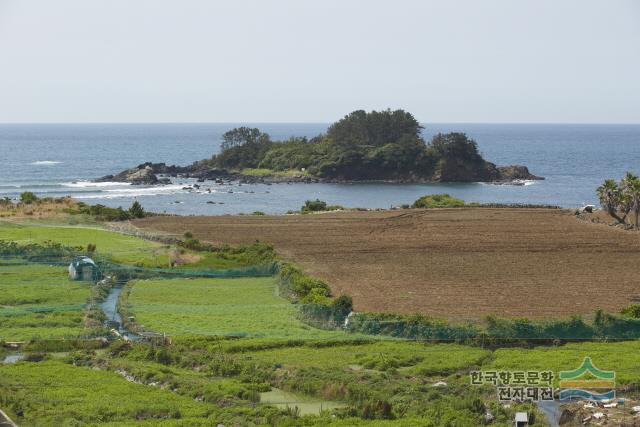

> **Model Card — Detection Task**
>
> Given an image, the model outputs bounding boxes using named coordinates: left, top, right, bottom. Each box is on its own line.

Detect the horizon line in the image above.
left=1, top=121, right=640, bottom=126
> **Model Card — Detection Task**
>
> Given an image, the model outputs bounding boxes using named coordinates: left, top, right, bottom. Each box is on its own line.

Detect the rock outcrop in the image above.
left=495, top=165, right=543, bottom=181
left=96, top=164, right=161, bottom=185
left=97, top=161, right=542, bottom=185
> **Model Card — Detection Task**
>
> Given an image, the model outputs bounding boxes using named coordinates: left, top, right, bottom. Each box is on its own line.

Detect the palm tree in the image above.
left=597, top=179, right=626, bottom=223
left=621, top=172, right=640, bottom=227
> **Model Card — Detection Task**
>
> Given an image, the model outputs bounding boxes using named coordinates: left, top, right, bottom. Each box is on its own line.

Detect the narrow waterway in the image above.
left=101, top=285, right=123, bottom=327
left=100, top=284, right=142, bottom=341
left=259, top=388, right=345, bottom=415
left=537, top=400, right=562, bottom=427
left=2, top=353, right=25, bottom=364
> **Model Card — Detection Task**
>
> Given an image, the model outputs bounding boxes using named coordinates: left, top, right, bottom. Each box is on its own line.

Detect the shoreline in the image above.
left=95, top=162, right=544, bottom=186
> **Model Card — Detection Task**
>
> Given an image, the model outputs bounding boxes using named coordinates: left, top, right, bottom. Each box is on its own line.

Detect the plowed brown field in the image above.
left=135, top=208, right=640, bottom=320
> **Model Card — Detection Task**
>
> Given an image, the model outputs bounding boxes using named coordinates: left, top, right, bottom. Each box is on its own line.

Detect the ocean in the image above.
left=1, top=123, right=639, bottom=215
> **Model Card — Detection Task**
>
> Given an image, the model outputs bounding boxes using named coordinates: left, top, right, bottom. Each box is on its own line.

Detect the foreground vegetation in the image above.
left=0, top=263, right=92, bottom=341
left=7, top=336, right=640, bottom=426
left=123, top=276, right=345, bottom=339
left=2, top=219, right=640, bottom=426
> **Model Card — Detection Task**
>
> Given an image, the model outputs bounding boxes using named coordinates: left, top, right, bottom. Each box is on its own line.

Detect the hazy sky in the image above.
left=0, top=0, right=639, bottom=123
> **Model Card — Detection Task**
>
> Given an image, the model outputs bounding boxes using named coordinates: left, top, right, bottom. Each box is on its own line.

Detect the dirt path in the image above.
left=135, top=208, right=640, bottom=320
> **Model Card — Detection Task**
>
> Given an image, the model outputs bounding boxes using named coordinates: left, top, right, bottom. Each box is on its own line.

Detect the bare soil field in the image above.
left=135, top=208, right=640, bottom=321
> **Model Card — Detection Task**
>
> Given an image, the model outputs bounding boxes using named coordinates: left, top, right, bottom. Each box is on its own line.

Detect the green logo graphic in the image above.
left=559, top=357, right=615, bottom=401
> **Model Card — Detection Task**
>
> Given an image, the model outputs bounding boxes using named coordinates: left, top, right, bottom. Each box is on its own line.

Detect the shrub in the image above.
left=621, top=304, right=640, bottom=318
left=129, top=201, right=146, bottom=219
left=412, top=194, right=466, bottom=208
left=20, top=192, right=39, bottom=204
left=302, top=199, right=327, bottom=212
left=71, top=203, right=131, bottom=221
left=300, top=199, right=344, bottom=213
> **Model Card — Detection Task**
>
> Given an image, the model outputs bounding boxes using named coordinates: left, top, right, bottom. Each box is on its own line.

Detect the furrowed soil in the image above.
left=135, top=208, right=640, bottom=320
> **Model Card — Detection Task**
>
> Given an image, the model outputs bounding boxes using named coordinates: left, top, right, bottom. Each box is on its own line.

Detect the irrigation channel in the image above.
left=536, top=400, right=562, bottom=427
left=100, top=282, right=143, bottom=342
left=1, top=256, right=567, bottom=421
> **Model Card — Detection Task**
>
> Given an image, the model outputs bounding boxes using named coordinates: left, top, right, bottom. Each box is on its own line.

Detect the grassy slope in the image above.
left=489, top=341, right=640, bottom=385
left=240, top=341, right=490, bottom=374
left=0, top=361, right=217, bottom=426
left=0, top=222, right=169, bottom=266
left=126, top=277, right=348, bottom=339
left=0, top=264, right=91, bottom=340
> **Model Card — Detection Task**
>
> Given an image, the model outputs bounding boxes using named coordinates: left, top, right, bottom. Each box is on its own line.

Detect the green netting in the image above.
left=0, top=253, right=278, bottom=280
left=0, top=304, right=85, bottom=316
left=3, top=241, right=640, bottom=342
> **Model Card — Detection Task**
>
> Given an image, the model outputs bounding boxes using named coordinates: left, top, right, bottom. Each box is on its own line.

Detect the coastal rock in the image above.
left=96, top=164, right=159, bottom=185
left=495, top=165, right=543, bottom=181
left=98, top=162, right=542, bottom=185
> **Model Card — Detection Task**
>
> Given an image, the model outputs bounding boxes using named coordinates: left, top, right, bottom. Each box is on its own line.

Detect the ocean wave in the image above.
left=31, top=160, right=63, bottom=165
left=62, top=181, right=131, bottom=188
left=77, top=184, right=185, bottom=199
left=479, top=179, right=538, bottom=186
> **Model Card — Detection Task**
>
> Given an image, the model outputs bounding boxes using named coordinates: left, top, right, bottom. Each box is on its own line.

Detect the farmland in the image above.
left=1, top=217, right=639, bottom=426
left=0, top=222, right=169, bottom=267
left=136, top=208, right=640, bottom=320
left=124, top=276, right=346, bottom=339
left=0, top=263, right=91, bottom=340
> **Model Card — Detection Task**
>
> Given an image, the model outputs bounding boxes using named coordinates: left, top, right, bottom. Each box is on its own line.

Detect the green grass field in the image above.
left=240, top=340, right=490, bottom=374
left=488, top=340, right=640, bottom=385
left=125, top=277, right=348, bottom=339
left=0, top=222, right=169, bottom=266
left=0, top=361, right=219, bottom=426
left=0, top=263, right=91, bottom=341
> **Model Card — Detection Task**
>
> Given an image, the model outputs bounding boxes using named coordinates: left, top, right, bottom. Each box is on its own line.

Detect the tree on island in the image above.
left=597, top=172, right=640, bottom=227
left=217, top=127, right=272, bottom=169
left=188, top=108, right=539, bottom=183
left=220, top=127, right=271, bottom=151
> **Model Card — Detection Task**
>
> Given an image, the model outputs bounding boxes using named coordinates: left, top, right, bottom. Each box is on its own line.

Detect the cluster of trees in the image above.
left=72, top=200, right=147, bottom=221
left=206, top=109, right=493, bottom=181
left=597, top=172, right=640, bottom=227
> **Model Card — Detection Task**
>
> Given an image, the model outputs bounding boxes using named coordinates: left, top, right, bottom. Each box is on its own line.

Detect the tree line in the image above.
left=204, top=109, right=494, bottom=181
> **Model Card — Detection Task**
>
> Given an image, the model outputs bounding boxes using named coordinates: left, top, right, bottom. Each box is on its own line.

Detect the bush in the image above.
left=20, top=192, right=39, bottom=204
left=302, top=199, right=327, bottom=212
left=277, top=263, right=331, bottom=301
left=621, top=304, right=640, bottom=318
left=71, top=202, right=131, bottom=221
left=412, top=194, right=466, bottom=208
left=129, top=201, right=146, bottom=219
left=300, top=199, right=344, bottom=213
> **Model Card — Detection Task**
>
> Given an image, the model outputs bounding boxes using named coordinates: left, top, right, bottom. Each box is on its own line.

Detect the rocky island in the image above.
left=97, top=109, right=543, bottom=185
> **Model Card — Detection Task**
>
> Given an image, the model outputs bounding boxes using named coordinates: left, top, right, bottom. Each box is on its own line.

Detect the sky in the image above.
left=0, top=0, right=639, bottom=124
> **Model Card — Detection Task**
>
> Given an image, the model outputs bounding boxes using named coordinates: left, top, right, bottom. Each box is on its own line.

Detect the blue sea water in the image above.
left=1, top=123, right=639, bottom=215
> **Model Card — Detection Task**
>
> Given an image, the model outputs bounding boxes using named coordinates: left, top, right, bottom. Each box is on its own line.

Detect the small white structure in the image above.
left=68, top=256, right=99, bottom=281
left=513, top=412, right=529, bottom=427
